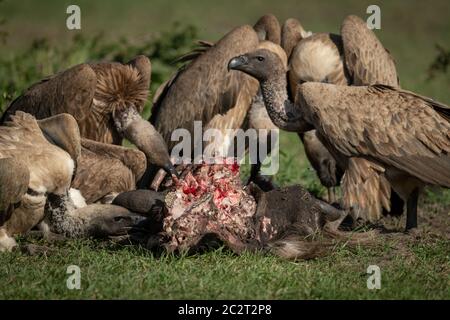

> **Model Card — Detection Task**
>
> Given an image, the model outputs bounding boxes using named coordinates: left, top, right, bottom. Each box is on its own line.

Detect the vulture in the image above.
left=149, top=15, right=285, bottom=190
left=279, top=15, right=399, bottom=204
left=228, top=47, right=450, bottom=231
left=73, top=138, right=147, bottom=204
left=281, top=18, right=341, bottom=202
left=0, top=112, right=143, bottom=251
left=0, top=56, right=177, bottom=192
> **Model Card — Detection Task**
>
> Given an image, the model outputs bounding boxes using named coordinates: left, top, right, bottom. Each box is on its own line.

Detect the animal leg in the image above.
left=405, top=188, right=419, bottom=231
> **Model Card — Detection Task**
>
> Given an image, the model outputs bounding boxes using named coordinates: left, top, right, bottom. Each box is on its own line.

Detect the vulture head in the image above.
left=228, top=49, right=286, bottom=82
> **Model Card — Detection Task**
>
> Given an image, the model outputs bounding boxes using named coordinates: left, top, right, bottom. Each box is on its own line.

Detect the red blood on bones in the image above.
left=177, top=158, right=240, bottom=210
left=163, top=158, right=258, bottom=251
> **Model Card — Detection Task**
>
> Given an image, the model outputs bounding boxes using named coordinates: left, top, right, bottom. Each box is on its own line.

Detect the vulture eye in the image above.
left=256, top=56, right=265, bottom=62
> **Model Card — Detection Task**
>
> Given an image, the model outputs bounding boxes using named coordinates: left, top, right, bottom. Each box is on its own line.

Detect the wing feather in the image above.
left=341, top=15, right=399, bottom=87
left=1, top=64, right=97, bottom=124
left=149, top=25, right=260, bottom=150
left=341, top=157, right=391, bottom=222
left=298, top=83, right=450, bottom=187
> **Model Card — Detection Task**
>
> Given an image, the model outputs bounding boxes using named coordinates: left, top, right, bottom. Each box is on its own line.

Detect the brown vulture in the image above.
left=280, top=16, right=400, bottom=204
left=148, top=15, right=285, bottom=190
left=0, top=56, right=175, bottom=201
left=0, top=112, right=144, bottom=251
left=228, top=46, right=450, bottom=231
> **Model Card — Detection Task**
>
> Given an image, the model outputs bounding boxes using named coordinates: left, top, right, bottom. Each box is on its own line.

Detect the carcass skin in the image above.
left=115, top=161, right=348, bottom=256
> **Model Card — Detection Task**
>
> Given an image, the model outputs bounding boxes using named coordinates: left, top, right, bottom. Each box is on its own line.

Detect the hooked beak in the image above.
left=163, top=162, right=180, bottom=179
left=228, top=55, right=248, bottom=72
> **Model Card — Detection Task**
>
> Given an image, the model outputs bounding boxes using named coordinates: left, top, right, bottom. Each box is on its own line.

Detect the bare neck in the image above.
left=260, top=76, right=312, bottom=132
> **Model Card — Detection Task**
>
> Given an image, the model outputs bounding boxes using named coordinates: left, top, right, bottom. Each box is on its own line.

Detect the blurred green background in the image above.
left=1, top=0, right=449, bottom=100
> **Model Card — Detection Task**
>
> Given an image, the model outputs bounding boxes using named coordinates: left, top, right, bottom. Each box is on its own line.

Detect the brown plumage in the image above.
left=253, top=14, right=281, bottom=45
left=73, top=139, right=146, bottom=204
left=298, top=83, right=450, bottom=228
left=0, top=112, right=79, bottom=251
left=150, top=16, right=284, bottom=190
left=229, top=48, right=450, bottom=230
left=281, top=18, right=311, bottom=63
left=282, top=15, right=398, bottom=204
left=0, top=158, right=29, bottom=227
left=288, top=15, right=399, bottom=91
left=1, top=56, right=175, bottom=179
left=0, top=112, right=146, bottom=251
left=150, top=25, right=260, bottom=152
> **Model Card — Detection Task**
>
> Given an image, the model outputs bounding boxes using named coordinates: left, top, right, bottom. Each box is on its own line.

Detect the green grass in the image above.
left=0, top=237, right=448, bottom=299
left=0, top=0, right=449, bottom=300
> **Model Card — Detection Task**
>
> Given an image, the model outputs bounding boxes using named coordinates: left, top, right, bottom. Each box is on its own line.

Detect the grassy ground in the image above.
left=0, top=0, right=449, bottom=299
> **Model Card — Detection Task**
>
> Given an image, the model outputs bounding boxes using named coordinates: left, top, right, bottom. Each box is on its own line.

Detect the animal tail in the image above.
left=266, top=227, right=378, bottom=260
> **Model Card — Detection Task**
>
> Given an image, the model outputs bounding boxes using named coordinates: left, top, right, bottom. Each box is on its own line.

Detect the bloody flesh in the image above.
left=162, top=158, right=260, bottom=252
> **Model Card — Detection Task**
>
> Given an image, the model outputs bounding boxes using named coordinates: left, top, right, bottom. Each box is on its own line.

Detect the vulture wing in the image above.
left=0, top=158, right=29, bottom=225
left=341, top=15, right=399, bottom=87
left=253, top=14, right=281, bottom=44
left=288, top=33, right=348, bottom=98
left=281, top=18, right=310, bottom=60
left=1, top=64, right=97, bottom=124
left=80, top=138, right=146, bottom=181
left=150, top=25, right=260, bottom=150
left=298, top=83, right=450, bottom=188
left=341, top=157, right=391, bottom=221
left=126, top=55, right=152, bottom=104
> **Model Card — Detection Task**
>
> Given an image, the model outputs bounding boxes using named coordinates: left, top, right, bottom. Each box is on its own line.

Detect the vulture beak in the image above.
left=228, top=55, right=248, bottom=71
left=163, top=162, right=180, bottom=179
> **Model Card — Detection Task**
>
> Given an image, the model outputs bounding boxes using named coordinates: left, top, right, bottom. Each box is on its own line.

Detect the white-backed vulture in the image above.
left=228, top=47, right=450, bottom=231
left=0, top=56, right=176, bottom=179
left=279, top=15, right=402, bottom=206
left=280, top=18, right=342, bottom=202
left=149, top=15, right=285, bottom=190
left=0, top=112, right=145, bottom=251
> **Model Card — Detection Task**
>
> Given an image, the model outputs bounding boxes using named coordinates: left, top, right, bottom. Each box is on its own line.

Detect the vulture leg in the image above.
left=327, top=188, right=336, bottom=204
left=405, top=188, right=419, bottom=231
left=384, top=191, right=405, bottom=216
